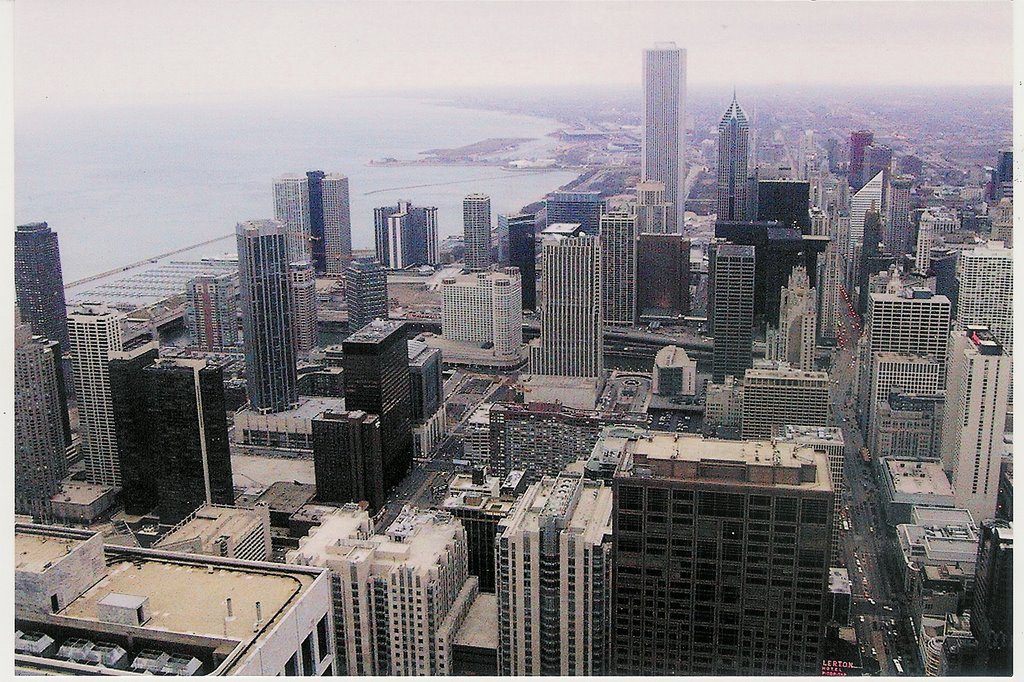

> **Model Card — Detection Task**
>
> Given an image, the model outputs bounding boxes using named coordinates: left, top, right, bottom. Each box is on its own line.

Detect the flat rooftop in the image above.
left=884, top=459, right=953, bottom=497
left=518, top=374, right=599, bottom=410
left=50, top=480, right=118, bottom=505
left=655, top=345, right=694, bottom=368
left=155, top=505, right=265, bottom=548
left=455, top=593, right=498, bottom=650
left=345, top=319, right=405, bottom=344
left=236, top=396, right=347, bottom=421
left=15, top=531, right=87, bottom=573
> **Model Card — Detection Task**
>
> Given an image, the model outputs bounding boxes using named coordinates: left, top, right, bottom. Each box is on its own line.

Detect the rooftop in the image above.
left=247, top=481, right=317, bottom=515
left=541, top=222, right=584, bottom=236
left=776, top=424, right=845, bottom=446
left=654, top=345, right=694, bottom=368
left=15, top=528, right=89, bottom=573
left=518, top=374, right=600, bottom=410
left=154, top=505, right=266, bottom=549
left=236, top=396, right=347, bottom=421
left=344, top=318, right=406, bottom=344
left=883, top=458, right=954, bottom=498
left=50, top=480, right=118, bottom=506
left=503, top=472, right=612, bottom=544
left=829, top=568, right=852, bottom=595
left=454, top=593, right=498, bottom=650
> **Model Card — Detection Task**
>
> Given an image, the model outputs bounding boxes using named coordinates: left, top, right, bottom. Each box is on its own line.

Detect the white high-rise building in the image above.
left=68, top=304, right=125, bottom=487
left=943, top=327, right=1011, bottom=522
left=767, top=265, right=817, bottom=370
left=496, top=471, right=613, bottom=675
left=599, top=211, right=638, bottom=327
left=321, top=173, right=352, bottom=275
left=273, top=174, right=312, bottom=264
left=914, top=208, right=960, bottom=273
left=288, top=261, right=318, bottom=356
left=956, top=242, right=1013, bottom=353
left=642, top=43, right=686, bottom=231
left=635, top=181, right=672, bottom=234
left=740, top=365, right=831, bottom=440
left=441, top=268, right=523, bottom=357
left=463, top=193, right=492, bottom=272
left=530, top=224, right=603, bottom=378
left=819, top=237, right=843, bottom=342
left=848, top=170, right=883, bottom=255
left=867, top=352, right=944, bottom=438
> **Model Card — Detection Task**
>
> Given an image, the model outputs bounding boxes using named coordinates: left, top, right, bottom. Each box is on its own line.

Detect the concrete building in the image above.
left=15, top=221, right=70, bottom=351
left=915, top=209, right=960, bottom=274
left=233, top=396, right=347, bottom=450
left=871, top=391, right=945, bottom=461
left=955, top=242, right=1012, bottom=353
left=709, top=242, right=755, bottom=382
left=441, top=269, right=523, bottom=356
left=437, top=591, right=498, bottom=675
left=848, top=171, right=883, bottom=257
left=717, top=93, right=750, bottom=221
left=635, top=181, right=672, bottom=234
left=154, top=504, right=273, bottom=562
left=943, top=327, right=1011, bottom=523
left=819, top=236, right=843, bottom=342
left=496, top=472, right=613, bottom=675
left=286, top=505, right=473, bottom=676
left=642, top=42, right=686, bottom=231
left=866, top=352, right=944, bottom=440
left=895, top=506, right=978, bottom=598
left=311, top=410, right=384, bottom=513
left=767, top=265, right=817, bottom=371
left=740, top=365, right=830, bottom=440
left=408, top=339, right=446, bottom=457
left=48, top=481, right=118, bottom=524
left=463, top=193, right=492, bottom=272
left=610, top=432, right=833, bottom=675
left=545, top=190, right=604, bottom=236
left=704, top=376, right=743, bottom=432
left=989, top=197, right=1012, bottom=247
left=463, top=403, right=493, bottom=467
left=879, top=458, right=956, bottom=525
left=652, top=345, right=697, bottom=396
left=636, top=233, right=690, bottom=319
left=67, top=304, right=125, bottom=487
left=599, top=211, right=638, bottom=327
left=273, top=173, right=312, bottom=264
left=15, top=524, right=335, bottom=676
left=344, top=258, right=388, bottom=332
left=530, top=223, right=603, bottom=379
left=185, top=272, right=239, bottom=351
left=374, top=200, right=439, bottom=269
left=319, top=173, right=352, bottom=275
left=287, top=261, right=318, bottom=355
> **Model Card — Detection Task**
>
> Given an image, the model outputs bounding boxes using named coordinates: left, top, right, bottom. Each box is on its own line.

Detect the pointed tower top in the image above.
left=720, top=91, right=748, bottom=126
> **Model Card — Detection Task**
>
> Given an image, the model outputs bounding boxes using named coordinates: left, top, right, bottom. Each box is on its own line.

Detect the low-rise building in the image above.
left=49, top=481, right=119, bottom=524
left=704, top=376, right=743, bottom=433
left=896, top=506, right=978, bottom=617
left=871, top=391, right=944, bottom=461
left=653, top=345, right=697, bottom=396
left=233, top=397, right=347, bottom=451
left=153, top=504, right=272, bottom=562
left=879, top=458, right=956, bottom=524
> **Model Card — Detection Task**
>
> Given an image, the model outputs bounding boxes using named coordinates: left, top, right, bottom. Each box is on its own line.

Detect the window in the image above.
left=301, top=635, right=315, bottom=674
left=317, top=616, right=330, bottom=661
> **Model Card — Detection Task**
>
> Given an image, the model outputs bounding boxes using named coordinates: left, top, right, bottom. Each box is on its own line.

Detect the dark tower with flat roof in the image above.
left=312, top=410, right=384, bottom=512
left=15, top=222, right=70, bottom=351
left=507, top=214, right=538, bottom=310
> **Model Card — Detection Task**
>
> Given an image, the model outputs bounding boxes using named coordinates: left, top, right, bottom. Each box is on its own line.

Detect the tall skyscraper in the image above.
left=185, top=272, right=238, bottom=351
left=14, top=320, right=68, bottom=518
left=463, top=193, right=492, bottom=272
left=943, top=326, right=1010, bottom=523
left=642, top=43, right=686, bottom=231
left=530, top=224, right=603, bottom=378
left=273, top=174, right=312, bottom=263
left=306, top=170, right=327, bottom=272
left=109, top=346, right=235, bottom=524
left=312, top=410, right=384, bottom=512
left=863, top=144, right=893, bottom=211
left=848, top=171, right=883, bottom=255
left=994, top=149, right=1013, bottom=200
left=496, top=472, right=613, bottom=675
left=635, top=181, right=673, bottom=233
left=67, top=304, right=125, bottom=486
left=506, top=213, right=538, bottom=310
left=716, top=94, right=749, bottom=221
left=374, top=200, right=439, bottom=269
left=441, top=269, right=523, bottom=356
left=847, top=130, right=874, bottom=191
left=610, top=432, right=833, bottom=675
left=237, top=219, right=298, bottom=413
left=971, top=519, right=1013, bottom=674
left=545, top=190, right=604, bottom=236
left=740, top=365, right=830, bottom=440
left=15, top=221, right=70, bottom=351
left=321, top=173, right=353, bottom=274
left=709, top=242, right=755, bottom=382
left=288, top=261, right=319, bottom=356
left=767, top=265, right=817, bottom=370
left=344, top=258, right=388, bottom=332
left=599, top=211, right=638, bottom=327
left=756, top=180, right=811, bottom=232
left=886, top=175, right=914, bottom=256
left=343, top=320, right=413, bottom=490
left=956, top=242, right=1013, bottom=353
left=636, top=233, right=690, bottom=319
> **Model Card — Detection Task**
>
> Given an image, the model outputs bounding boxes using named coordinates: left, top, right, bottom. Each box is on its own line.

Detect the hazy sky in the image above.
left=14, top=1, right=1015, bottom=109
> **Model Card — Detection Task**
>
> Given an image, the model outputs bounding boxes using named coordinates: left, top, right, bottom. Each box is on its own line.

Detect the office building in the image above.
left=344, top=258, right=388, bottom=332
left=110, top=345, right=234, bottom=524
left=848, top=171, right=883, bottom=255
left=943, top=327, right=1011, bottom=523
left=847, top=130, right=874, bottom=191
left=879, top=459, right=956, bottom=525
left=463, top=193, right=492, bottom=272
left=709, top=242, right=755, bottom=382
left=653, top=345, right=697, bottom=396
left=636, top=233, right=690, bottom=319
left=237, top=219, right=298, bottom=413
left=67, top=304, right=125, bottom=487
left=530, top=224, right=603, bottom=378
left=15, top=321, right=68, bottom=519
left=343, top=320, right=413, bottom=490
left=15, top=524, right=334, bottom=676
left=287, top=505, right=473, bottom=676
left=857, top=209, right=888, bottom=314
left=994, top=149, right=1013, bottom=200
left=716, top=94, right=749, bottom=221
left=863, top=144, right=893, bottom=210
left=971, top=519, right=1013, bottom=674
left=506, top=213, right=538, bottom=310
left=610, top=432, right=833, bottom=675
left=154, top=504, right=272, bottom=563
left=496, top=472, right=613, bottom=675
left=306, top=170, right=327, bottom=272
left=756, top=180, right=811, bottom=232
left=408, top=340, right=446, bottom=457
left=272, top=174, right=312, bottom=263
left=232, top=396, right=346, bottom=451
left=15, top=222, right=70, bottom=351
left=867, top=352, right=944, bottom=439
left=374, top=200, right=439, bottom=269
left=914, top=208, right=960, bottom=273
left=635, top=181, right=672, bottom=233
left=311, top=410, right=384, bottom=512
left=956, top=243, right=1013, bottom=353
left=185, top=273, right=239, bottom=351
left=441, top=269, right=523, bottom=356
left=989, top=198, right=1012, bottom=247
left=642, top=43, right=686, bottom=231
left=545, top=190, right=604, bottom=236
left=887, top=175, right=914, bottom=256
left=740, top=365, right=830, bottom=440
left=318, top=172, right=352, bottom=274
left=871, top=391, right=945, bottom=461
left=288, top=261, right=318, bottom=356
left=819, top=237, right=842, bottom=342
left=600, top=211, right=638, bottom=326
left=767, top=265, right=817, bottom=370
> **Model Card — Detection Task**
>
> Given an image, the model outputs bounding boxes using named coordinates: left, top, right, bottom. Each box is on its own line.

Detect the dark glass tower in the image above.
left=237, top=219, right=298, bottom=413
left=306, top=170, right=327, bottom=273
left=847, top=130, right=874, bottom=191
left=15, top=222, right=70, bottom=351
left=344, top=258, right=389, bottom=332
left=545, top=191, right=604, bottom=235
left=971, top=519, right=1013, bottom=675
left=374, top=201, right=439, bottom=268
left=709, top=242, right=755, bottom=383
left=311, top=409, right=384, bottom=512
left=507, top=214, right=537, bottom=310
left=636, top=233, right=690, bottom=319
left=756, top=180, right=811, bottom=233
left=716, top=94, right=749, bottom=221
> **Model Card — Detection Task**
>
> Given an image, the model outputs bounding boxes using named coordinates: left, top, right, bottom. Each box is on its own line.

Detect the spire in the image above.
left=720, top=90, right=748, bottom=126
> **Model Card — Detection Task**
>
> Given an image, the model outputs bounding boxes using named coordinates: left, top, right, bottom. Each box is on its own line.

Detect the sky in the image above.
left=11, top=1, right=1018, bottom=110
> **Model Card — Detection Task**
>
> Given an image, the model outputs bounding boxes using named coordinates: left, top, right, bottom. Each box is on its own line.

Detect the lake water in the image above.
left=15, top=95, right=578, bottom=283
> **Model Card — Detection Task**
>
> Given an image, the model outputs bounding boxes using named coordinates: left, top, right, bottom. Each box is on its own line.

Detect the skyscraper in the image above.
left=237, top=219, right=298, bottom=413
left=847, top=170, right=883, bottom=254
left=273, top=174, right=312, bottom=263
left=288, top=260, right=318, bottom=356
left=441, top=269, right=523, bottom=356
left=716, top=94, right=749, bottom=221
left=344, top=257, right=388, bottom=332
left=635, top=181, right=673, bottom=234
left=15, top=221, right=70, bottom=351
left=943, top=326, right=1010, bottom=523
left=311, top=410, right=384, bottom=512
left=67, top=304, right=125, bottom=486
left=636, top=233, right=691, bottom=319
left=642, top=43, right=686, bottom=231
left=767, top=265, right=817, bottom=370
left=886, top=175, right=914, bottom=256
left=599, top=211, right=638, bottom=327
left=506, top=213, right=538, bottom=310
left=14, top=320, right=68, bottom=519
left=321, top=173, right=353, bottom=274
left=463, top=193, right=492, bottom=272
left=740, top=365, right=830, bottom=440
left=374, top=200, right=439, bottom=269
left=863, top=144, right=893, bottom=211
left=756, top=180, right=811, bottom=233
left=545, top=190, right=604, bottom=236
left=971, top=519, right=1013, bottom=674
left=994, top=149, right=1013, bottom=200
left=530, top=224, right=603, bottom=378
left=342, top=320, right=414, bottom=490
left=709, top=242, right=755, bottom=382
left=956, top=242, right=1013, bottom=353
left=185, top=272, right=238, bottom=351
left=847, top=130, right=874, bottom=191
left=306, top=170, right=327, bottom=272
left=109, top=346, right=235, bottom=524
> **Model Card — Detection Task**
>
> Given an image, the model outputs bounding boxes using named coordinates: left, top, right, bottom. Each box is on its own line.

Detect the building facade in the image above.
left=709, top=242, right=755, bottom=382
left=186, top=273, right=239, bottom=351
left=15, top=221, right=70, bottom=351
left=344, top=258, right=388, bottom=332
left=642, top=43, right=686, bottom=231
left=716, top=94, right=750, bottom=221
left=506, top=213, right=538, bottom=310
left=599, top=211, right=638, bottom=327
left=767, top=265, right=817, bottom=371
left=288, top=261, right=318, bottom=356
left=635, top=181, right=672, bottom=234
left=956, top=243, right=1013, bottom=353
left=463, top=193, right=492, bottom=272
left=740, top=365, right=830, bottom=440
left=441, top=269, right=523, bottom=356
left=311, top=410, right=384, bottom=512
left=636, top=233, right=690, bottom=319
left=273, top=174, right=312, bottom=264
left=545, top=191, right=604, bottom=236
left=374, top=201, right=439, bottom=269
left=320, top=172, right=352, bottom=274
